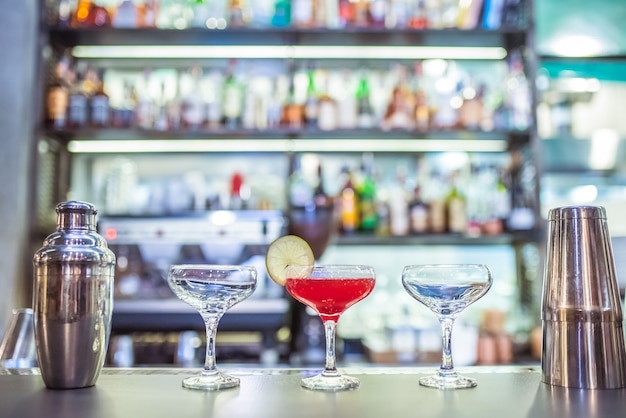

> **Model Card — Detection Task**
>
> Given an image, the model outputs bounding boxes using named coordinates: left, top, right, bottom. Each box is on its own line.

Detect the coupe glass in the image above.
left=402, top=264, right=492, bottom=389
left=284, top=264, right=375, bottom=391
left=168, top=264, right=257, bottom=390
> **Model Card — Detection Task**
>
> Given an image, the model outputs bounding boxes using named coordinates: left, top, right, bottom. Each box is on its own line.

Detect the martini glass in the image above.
left=284, top=264, right=375, bottom=391
left=402, top=264, right=492, bottom=389
left=168, top=264, right=257, bottom=390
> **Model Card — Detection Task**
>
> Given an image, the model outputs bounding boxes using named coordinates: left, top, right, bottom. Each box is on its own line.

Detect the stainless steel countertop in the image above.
left=1, top=366, right=625, bottom=418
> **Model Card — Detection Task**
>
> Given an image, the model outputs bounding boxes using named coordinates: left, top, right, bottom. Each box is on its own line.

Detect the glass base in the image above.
left=419, top=372, right=477, bottom=390
left=302, top=371, right=360, bottom=392
left=182, top=371, right=240, bottom=391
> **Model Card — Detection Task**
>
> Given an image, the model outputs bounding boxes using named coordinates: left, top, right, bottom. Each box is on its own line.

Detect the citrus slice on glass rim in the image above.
left=265, top=235, right=315, bottom=286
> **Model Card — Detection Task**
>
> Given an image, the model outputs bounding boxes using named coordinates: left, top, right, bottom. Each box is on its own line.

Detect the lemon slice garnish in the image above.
left=265, top=235, right=314, bottom=286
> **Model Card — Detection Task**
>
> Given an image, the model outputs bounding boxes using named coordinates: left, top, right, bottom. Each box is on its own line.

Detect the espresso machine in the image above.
left=97, top=210, right=288, bottom=366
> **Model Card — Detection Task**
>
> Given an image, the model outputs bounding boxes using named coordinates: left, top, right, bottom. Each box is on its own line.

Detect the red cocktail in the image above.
left=285, top=265, right=376, bottom=391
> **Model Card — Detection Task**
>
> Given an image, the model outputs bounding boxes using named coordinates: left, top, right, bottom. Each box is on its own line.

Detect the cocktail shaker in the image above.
left=541, top=205, right=626, bottom=389
left=33, top=201, right=115, bottom=389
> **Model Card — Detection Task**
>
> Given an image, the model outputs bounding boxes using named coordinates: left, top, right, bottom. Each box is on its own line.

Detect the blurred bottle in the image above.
left=189, top=0, right=212, bottom=28
left=153, top=81, right=169, bottom=131
left=369, top=0, right=387, bottom=28
left=137, top=0, right=159, bottom=27
left=112, top=0, right=138, bottom=28
left=222, top=61, right=244, bottom=129
left=355, top=71, right=375, bottom=129
left=339, top=167, right=359, bottom=234
left=67, top=62, right=89, bottom=128
left=446, top=171, right=467, bottom=234
left=389, top=167, right=409, bottom=236
left=272, top=0, right=292, bottom=27
left=228, top=0, right=248, bottom=27
left=182, top=66, right=207, bottom=130
left=409, top=185, right=429, bottom=234
left=283, top=74, right=304, bottom=129
left=407, top=0, right=428, bottom=28
left=90, top=70, right=110, bottom=127
left=289, top=156, right=314, bottom=209
left=317, top=75, right=337, bottom=131
left=136, top=69, right=156, bottom=129
left=357, top=154, right=378, bottom=232
left=413, top=62, right=430, bottom=130
left=426, top=170, right=447, bottom=234
left=292, top=0, right=314, bottom=27
left=112, top=80, right=136, bottom=128
left=72, top=0, right=111, bottom=27
left=506, top=51, right=531, bottom=131
left=55, top=0, right=73, bottom=27
left=459, top=78, right=484, bottom=130
left=46, top=58, right=70, bottom=130
left=304, top=68, right=319, bottom=128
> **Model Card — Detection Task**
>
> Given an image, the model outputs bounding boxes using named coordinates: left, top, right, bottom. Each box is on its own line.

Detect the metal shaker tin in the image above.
left=33, top=201, right=115, bottom=389
left=541, top=205, right=626, bottom=389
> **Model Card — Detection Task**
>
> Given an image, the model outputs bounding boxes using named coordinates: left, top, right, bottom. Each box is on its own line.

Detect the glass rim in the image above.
left=168, top=264, right=257, bottom=272
left=285, top=264, right=374, bottom=269
left=403, top=264, right=490, bottom=270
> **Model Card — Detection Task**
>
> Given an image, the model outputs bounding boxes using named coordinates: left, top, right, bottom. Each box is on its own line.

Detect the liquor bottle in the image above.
left=228, top=0, right=248, bottom=27
left=136, top=69, right=156, bottom=130
left=113, top=0, right=138, bottom=28
left=355, top=72, right=374, bottom=129
left=292, top=0, right=314, bottom=27
left=446, top=171, right=467, bottom=234
left=72, top=0, right=111, bottom=27
left=283, top=74, right=304, bottom=130
left=229, top=171, right=245, bottom=210
left=506, top=51, right=531, bottom=131
left=304, top=69, right=319, bottom=128
left=153, top=81, right=169, bottom=131
left=313, top=161, right=330, bottom=208
left=409, top=186, right=429, bottom=234
left=413, top=62, right=430, bottom=130
left=369, top=0, right=387, bottom=28
left=339, top=167, right=359, bottom=234
left=71, top=0, right=92, bottom=27
left=389, top=166, right=409, bottom=236
left=46, top=59, right=70, bottom=130
left=289, top=156, right=314, bottom=209
left=459, top=78, right=484, bottom=130
left=336, top=70, right=357, bottom=129
left=317, top=75, right=337, bottom=131
left=90, top=70, right=110, bottom=127
left=56, top=0, right=73, bottom=27
left=426, top=169, right=447, bottom=234
left=222, top=62, right=243, bottom=129
left=67, top=63, right=89, bottom=128
left=408, top=0, right=428, bottom=29
left=271, top=0, right=292, bottom=27
left=357, top=156, right=378, bottom=232
left=189, top=0, right=211, bottom=28
left=137, top=0, right=159, bottom=28
left=382, top=67, right=414, bottom=131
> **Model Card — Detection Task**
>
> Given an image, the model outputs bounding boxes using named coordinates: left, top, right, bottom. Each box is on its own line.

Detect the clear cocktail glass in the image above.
left=402, top=264, right=492, bottom=389
left=285, top=264, right=375, bottom=391
left=168, top=264, right=257, bottom=390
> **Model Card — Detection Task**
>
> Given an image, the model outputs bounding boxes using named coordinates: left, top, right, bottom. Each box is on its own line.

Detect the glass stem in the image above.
left=439, top=316, right=456, bottom=376
left=322, top=320, right=338, bottom=376
left=202, top=314, right=221, bottom=375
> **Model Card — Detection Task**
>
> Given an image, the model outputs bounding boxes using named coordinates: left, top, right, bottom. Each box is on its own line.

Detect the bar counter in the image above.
left=1, top=366, right=625, bottom=418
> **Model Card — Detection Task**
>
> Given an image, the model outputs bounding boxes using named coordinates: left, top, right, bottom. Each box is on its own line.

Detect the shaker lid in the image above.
left=548, top=206, right=606, bottom=221
left=56, top=201, right=98, bottom=230
left=56, top=201, right=98, bottom=214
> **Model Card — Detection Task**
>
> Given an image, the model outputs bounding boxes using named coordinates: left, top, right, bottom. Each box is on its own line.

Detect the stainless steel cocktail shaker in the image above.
left=33, top=201, right=115, bottom=389
left=541, top=205, right=626, bottom=389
